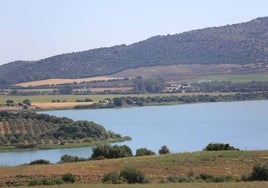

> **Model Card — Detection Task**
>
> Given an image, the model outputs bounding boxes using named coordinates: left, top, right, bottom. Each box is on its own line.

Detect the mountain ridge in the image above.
left=1, top=16, right=268, bottom=87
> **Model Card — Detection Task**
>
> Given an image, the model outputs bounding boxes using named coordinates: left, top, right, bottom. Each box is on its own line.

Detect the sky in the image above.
left=0, top=0, right=268, bottom=65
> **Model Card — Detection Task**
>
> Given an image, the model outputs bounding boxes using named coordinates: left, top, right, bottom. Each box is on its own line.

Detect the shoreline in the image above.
left=0, top=136, right=131, bottom=153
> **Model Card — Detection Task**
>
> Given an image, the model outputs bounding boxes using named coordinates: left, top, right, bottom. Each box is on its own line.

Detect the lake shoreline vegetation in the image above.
left=73, top=91, right=268, bottom=109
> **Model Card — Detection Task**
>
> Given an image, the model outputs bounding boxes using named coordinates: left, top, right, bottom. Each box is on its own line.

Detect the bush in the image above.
left=60, top=154, right=87, bottom=163
left=203, top=143, right=239, bottom=151
left=102, top=172, right=121, bottom=184
left=243, top=162, right=268, bottom=181
left=158, top=145, right=170, bottom=155
left=28, top=178, right=63, bottom=186
left=62, top=173, right=75, bottom=183
left=29, top=159, right=50, bottom=165
left=120, top=167, right=147, bottom=184
left=91, top=144, right=133, bottom=160
left=136, top=148, right=155, bottom=156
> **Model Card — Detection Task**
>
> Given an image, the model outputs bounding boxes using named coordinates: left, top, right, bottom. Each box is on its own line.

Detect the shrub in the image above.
left=102, top=172, right=121, bottom=184
left=60, top=154, right=87, bottom=163
left=28, top=178, right=63, bottom=186
left=91, top=144, right=133, bottom=160
left=62, top=173, right=75, bottom=183
left=136, top=148, right=155, bottom=156
left=120, top=167, right=147, bottom=184
left=198, top=173, right=215, bottom=182
left=243, top=162, right=268, bottom=181
left=203, top=143, right=239, bottom=151
left=29, top=159, right=50, bottom=165
left=158, top=145, right=170, bottom=155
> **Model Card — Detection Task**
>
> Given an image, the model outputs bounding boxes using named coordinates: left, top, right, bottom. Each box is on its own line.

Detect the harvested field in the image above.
left=15, top=76, right=123, bottom=87
left=32, top=102, right=94, bottom=109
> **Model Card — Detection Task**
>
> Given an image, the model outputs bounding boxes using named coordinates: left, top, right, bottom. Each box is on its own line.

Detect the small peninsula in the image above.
left=0, top=111, right=130, bottom=151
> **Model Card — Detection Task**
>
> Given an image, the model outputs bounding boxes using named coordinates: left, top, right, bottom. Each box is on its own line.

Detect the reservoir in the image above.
left=1, top=100, right=268, bottom=166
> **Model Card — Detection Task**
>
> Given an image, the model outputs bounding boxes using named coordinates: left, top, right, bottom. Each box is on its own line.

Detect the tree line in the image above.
left=74, top=92, right=268, bottom=109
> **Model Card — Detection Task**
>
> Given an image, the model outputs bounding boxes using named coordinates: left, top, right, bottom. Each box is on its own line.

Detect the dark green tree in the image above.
left=136, top=148, right=155, bottom=156
left=58, top=85, right=73, bottom=95
left=113, top=97, right=123, bottom=107
left=158, top=145, right=170, bottom=155
left=6, top=99, right=14, bottom=106
left=23, top=99, right=31, bottom=106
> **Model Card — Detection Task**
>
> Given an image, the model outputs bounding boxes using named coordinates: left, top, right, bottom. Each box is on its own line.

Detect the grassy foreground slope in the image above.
left=1, top=150, right=268, bottom=186
left=14, top=182, right=268, bottom=188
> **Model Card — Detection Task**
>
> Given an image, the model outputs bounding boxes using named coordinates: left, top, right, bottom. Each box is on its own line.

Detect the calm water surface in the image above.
left=1, top=100, right=268, bottom=166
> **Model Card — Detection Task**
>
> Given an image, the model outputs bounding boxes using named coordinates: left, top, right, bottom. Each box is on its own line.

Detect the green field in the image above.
left=14, top=182, right=268, bottom=188
left=200, top=74, right=268, bottom=83
left=0, top=93, right=234, bottom=107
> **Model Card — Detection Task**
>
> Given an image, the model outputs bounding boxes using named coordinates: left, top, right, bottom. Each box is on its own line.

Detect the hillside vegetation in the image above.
left=0, top=17, right=268, bottom=86
left=1, top=150, right=268, bottom=186
left=0, top=111, right=127, bottom=150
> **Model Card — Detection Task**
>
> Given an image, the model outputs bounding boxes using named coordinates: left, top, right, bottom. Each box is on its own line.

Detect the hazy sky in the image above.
left=0, top=0, right=268, bottom=64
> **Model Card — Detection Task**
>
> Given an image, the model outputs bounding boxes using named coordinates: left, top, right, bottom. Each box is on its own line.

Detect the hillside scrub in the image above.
left=1, top=17, right=268, bottom=87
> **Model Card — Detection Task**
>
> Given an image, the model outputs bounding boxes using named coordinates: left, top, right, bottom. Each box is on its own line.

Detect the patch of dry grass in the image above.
left=15, top=76, right=123, bottom=87
left=32, top=102, right=93, bottom=109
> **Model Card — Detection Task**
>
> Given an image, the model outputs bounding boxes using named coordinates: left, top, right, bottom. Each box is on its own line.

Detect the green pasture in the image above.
left=0, top=93, right=223, bottom=106
left=200, top=74, right=268, bottom=83
left=15, top=182, right=268, bottom=188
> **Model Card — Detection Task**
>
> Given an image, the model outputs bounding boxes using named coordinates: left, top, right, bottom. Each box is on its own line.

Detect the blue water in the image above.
left=1, top=100, right=268, bottom=166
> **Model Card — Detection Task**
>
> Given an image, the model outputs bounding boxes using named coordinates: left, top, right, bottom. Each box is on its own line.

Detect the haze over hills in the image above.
left=1, top=17, right=268, bottom=87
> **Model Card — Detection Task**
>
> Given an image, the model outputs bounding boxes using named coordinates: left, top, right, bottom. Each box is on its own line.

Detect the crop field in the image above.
left=14, top=182, right=268, bottom=188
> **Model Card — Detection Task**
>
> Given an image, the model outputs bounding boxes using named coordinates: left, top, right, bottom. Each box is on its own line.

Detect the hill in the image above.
left=1, top=150, right=268, bottom=186
left=1, top=17, right=268, bottom=87
left=0, top=111, right=128, bottom=150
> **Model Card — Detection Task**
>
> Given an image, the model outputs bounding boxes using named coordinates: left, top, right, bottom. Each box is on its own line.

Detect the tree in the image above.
left=133, top=76, right=146, bottom=94
left=136, top=148, right=155, bottom=156
left=58, top=85, right=73, bottom=95
left=23, top=99, right=31, bottom=106
left=113, top=97, right=123, bottom=107
left=203, top=143, right=239, bottom=151
left=158, top=145, right=170, bottom=155
left=6, top=99, right=14, bottom=106
left=91, top=144, right=133, bottom=159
